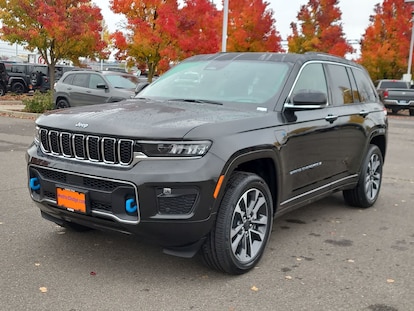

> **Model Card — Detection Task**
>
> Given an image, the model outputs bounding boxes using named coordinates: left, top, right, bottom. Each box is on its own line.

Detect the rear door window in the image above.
left=325, top=64, right=353, bottom=105
left=72, top=73, right=89, bottom=88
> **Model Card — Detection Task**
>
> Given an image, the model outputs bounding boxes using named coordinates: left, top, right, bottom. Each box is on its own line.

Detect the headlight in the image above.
left=137, top=141, right=211, bottom=157
left=34, top=126, right=40, bottom=145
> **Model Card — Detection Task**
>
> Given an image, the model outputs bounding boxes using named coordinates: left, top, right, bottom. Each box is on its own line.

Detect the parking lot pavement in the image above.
left=0, top=115, right=413, bottom=311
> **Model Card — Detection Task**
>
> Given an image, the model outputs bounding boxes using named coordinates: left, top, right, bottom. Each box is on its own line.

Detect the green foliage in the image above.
left=23, top=91, right=54, bottom=113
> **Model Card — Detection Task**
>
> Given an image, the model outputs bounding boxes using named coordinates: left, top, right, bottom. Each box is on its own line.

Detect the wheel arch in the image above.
left=55, top=95, right=70, bottom=108
left=369, top=132, right=387, bottom=161
left=214, top=147, right=281, bottom=216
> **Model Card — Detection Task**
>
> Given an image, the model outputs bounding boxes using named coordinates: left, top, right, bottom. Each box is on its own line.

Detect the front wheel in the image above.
left=55, top=98, right=70, bottom=109
left=11, top=82, right=25, bottom=93
left=409, top=109, right=414, bottom=116
left=343, top=145, right=383, bottom=208
left=202, top=172, right=273, bottom=274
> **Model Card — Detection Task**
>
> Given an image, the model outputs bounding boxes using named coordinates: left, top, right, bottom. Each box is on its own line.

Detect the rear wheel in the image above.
left=202, top=172, right=273, bottom=274
left=0, top=85, right=5, bottom=96
left=410, top=109, right=414, bottom=116
left=343, top=145, right=383, bottom=208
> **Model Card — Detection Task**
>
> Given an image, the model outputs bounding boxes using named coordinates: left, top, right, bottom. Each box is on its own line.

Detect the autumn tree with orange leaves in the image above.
left=226, top=0, right=283, bottom=52
left=287, top=0, right=353, bottom=57
left=111, top=0, right=183, bottom=81
left=0, top=0, right=107, bottom=90
left=111, top=0, right=283, bottom=80
left=359, top=0, right=413, bottom=80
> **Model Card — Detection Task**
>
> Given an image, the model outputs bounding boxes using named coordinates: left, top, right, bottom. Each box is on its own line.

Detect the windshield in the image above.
left=105, top=74, right=139, bottom=89
left=139, top=59, right=290, bottom=106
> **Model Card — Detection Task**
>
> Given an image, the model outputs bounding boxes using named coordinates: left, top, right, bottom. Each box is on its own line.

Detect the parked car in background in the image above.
left=375, top=79, right=414, bottom=116
left=4, top=62, right=74, bottom=93
left=105, top=67, right=127, bottom=73
left=27, top=52, right=387, bottom=274
left=0, top=62, right=8, bottom=96
left=53, top=69, right=139, bottom=108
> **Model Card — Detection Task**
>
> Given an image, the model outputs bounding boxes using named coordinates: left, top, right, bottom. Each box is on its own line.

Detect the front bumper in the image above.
left=26, top=143, right=224, bottom=248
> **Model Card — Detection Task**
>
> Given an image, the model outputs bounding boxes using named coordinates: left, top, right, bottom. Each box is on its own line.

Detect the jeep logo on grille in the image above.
left=75, top=122, right=89, bottom=129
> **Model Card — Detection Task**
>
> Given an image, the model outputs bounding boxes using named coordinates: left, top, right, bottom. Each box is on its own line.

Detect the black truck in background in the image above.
left=3, top=62, right=74, bottom=93
left=375, top=79, right=414, bottom=116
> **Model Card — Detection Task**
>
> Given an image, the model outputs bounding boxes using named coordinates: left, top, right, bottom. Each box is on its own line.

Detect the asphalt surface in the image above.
left=0, top=114, right=413, bottom=311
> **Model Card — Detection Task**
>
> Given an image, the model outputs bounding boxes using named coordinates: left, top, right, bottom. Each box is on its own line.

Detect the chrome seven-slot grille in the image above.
left=39, top=128, right=134, bottom=166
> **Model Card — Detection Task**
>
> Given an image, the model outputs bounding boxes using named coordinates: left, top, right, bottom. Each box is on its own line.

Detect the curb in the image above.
left=0, top=109, right=40, bottom=119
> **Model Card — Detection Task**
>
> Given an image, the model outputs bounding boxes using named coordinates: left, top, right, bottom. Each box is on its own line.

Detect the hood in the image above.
left=36, top=98, right=272, bottom=139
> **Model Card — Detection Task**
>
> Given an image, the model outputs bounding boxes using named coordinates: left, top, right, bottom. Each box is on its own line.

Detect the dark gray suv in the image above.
left=27, top=52, right=387, bottom=274
left=53, top=70, right=139, bottom=108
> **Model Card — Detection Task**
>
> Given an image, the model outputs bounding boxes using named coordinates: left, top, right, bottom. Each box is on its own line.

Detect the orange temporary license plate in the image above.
left=56, top=187, right=87, bottom=213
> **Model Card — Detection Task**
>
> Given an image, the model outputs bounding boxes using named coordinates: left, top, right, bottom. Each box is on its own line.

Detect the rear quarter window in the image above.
left=352, top=69, right=377, bottom=103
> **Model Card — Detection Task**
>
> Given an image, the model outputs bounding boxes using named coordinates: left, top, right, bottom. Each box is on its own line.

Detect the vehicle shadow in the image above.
left=32, top=193, right=357, bottom=280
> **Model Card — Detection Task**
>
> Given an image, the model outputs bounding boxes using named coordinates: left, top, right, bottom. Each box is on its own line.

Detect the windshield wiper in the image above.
left=168, top=98, right=223, bottom=105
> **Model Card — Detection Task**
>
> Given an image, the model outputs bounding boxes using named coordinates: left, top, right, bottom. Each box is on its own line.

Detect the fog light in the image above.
left=29, top=177, right=40, bottom=191
left=125, top=198, right=137, bottom=214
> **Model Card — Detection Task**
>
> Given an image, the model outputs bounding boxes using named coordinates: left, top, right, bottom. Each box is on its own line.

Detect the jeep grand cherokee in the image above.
left=26, top=52, right=387, bottom=274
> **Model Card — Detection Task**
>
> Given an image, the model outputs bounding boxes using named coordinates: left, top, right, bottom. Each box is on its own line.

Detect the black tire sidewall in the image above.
left=56, top=99, right=69, bottom=109
left=358, top=145, right=383, bottom=207
left=12, top=82, right=25, bottom=93
left=215, top=172, right=273, bottom=273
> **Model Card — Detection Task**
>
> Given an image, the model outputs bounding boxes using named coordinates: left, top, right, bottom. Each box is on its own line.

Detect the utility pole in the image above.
left=221, top=0, right=229, bottom=52
left=404, top=0, right=414, bottom=82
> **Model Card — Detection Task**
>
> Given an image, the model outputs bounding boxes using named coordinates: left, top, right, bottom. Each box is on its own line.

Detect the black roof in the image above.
left=185, top=52, right=362, bottom=69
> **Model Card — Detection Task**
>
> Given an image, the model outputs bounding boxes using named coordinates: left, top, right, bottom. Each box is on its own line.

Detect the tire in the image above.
left=202, top=172, right=273, bottom=274
left=30, top=72, right=42, bottom=87
left=343, top=144, right=383, bottom=208
left=410, top=109, right=414, bottom=116
left=0, top=85, right=5, bottom=96
left=55, top=98, right=70, bottom=109
left=11, top=82, right=26, bottom=93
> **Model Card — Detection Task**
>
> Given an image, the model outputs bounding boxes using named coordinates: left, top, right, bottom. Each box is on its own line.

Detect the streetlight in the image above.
left=404, top=0, right=414, bottom=82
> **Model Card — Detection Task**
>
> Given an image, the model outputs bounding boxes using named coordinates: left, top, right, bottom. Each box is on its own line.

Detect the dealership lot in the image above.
left=0, top=115, right=413, bottom=311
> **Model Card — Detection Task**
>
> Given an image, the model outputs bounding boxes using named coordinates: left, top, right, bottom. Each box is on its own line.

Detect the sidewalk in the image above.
left=0, top=100, right=40, bottom=119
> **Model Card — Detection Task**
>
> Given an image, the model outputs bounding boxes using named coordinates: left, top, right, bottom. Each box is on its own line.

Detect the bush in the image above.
left=23, top=91, right=54, bottom=113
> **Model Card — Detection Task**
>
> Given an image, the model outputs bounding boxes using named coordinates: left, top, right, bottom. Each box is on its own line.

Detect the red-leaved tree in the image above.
left=226, top=0, right=283, bottom=52
left=288, top=0, right=353, bottom=57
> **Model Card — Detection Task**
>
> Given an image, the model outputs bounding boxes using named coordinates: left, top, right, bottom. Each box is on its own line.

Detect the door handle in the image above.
left=359, top=110, right=369, bottom=117
left=325, top=115, right=338, bottom=123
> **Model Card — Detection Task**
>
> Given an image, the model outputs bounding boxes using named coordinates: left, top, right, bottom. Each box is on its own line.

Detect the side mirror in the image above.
left=135, top=82, right=150, bottom=95
left=284, top=91, right=327, bottom=111
left=96, top=83, right=108, bottom=90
